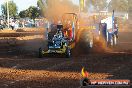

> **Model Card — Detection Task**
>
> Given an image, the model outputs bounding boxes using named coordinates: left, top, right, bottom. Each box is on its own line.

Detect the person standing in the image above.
left=45, top=20, right=50, bottom=39
left=22, top=20, right=25, bottom=28
left=11, top=21, right=15, bottom=30
left=0, top=20, right=4, bottom=30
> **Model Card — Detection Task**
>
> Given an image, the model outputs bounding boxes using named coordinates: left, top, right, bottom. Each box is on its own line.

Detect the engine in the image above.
left=52, top=31, right=64, bottom=47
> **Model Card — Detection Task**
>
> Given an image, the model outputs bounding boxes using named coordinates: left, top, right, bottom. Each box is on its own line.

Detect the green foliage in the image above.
left=85, top=0, right=107, bottom=12
left=37, top=0, right=44, bottom=9
left=27, top=6, right=40, bottom=19
left=109, top=0, right=128, bottom=12
left=19, top=10, right=28, bottom=18
left=37, top=0, right=48, bottom=16
left=128, top=0, right=132, bottom=11
left=37, top=0, right=78, bottom=17
left=19, top=6, right=40, bottom=20
left=85, top=0, right=130, bottom=12
left=1, top=1, right=17, bottom=18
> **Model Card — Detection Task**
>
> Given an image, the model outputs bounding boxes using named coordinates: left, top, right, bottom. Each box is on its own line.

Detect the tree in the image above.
left=37, top=0, right=46, bottom=16
left=19, top=6, right=40, bottom=23
left=109, top=0, right=128, bottom=12
left=37, top=0, right=78, bottom=19
left=19, top=10, right=28, bottom=18
left=128, top=0, right=132, bottom=20
left=85, top=0, right=107, bottom=12
left=1, top=1, right=17, bottom=18
left=27, top=6, right=40, bottom=20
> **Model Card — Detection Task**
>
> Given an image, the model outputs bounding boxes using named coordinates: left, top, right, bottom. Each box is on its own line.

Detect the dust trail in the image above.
left=44, top=0, right=78, bottom=21
left=72, top=29, right=112, bottom=56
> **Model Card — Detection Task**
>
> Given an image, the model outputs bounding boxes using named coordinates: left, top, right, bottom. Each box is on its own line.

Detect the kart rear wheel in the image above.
left=89, top=39, right=93, bottom=48
left=38, top=48, right=43, bottom=58
left=65, top=47, right=71, bottom=58
left=110, top=35, right=117, bottom=46
left=110, top=38, right=114, bottom=46
left=113, top=35, right=117, bottom=45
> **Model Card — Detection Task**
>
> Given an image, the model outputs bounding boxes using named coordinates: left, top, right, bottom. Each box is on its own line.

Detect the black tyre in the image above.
left=38, top=48, right=43, bottom=58
left=113, top=35, right=117, bottom=46
left=65, top=47, right=71, bottom=58
left=109, top=35, right=117, bottom=47
left=89, top=38, right=94, bottom=48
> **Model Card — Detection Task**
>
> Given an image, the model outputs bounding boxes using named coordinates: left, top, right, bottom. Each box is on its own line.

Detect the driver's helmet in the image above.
left=68, top=21, right=72, bottom=28
left=68, top=21, right=71, bottom=25
left=58, top=30, right=63, bottom=37
left=58, top=20, right=62, bottom=25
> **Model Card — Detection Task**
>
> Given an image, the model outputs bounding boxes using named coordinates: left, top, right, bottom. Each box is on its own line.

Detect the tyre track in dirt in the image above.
left=0, top=31, right=132, bottom=88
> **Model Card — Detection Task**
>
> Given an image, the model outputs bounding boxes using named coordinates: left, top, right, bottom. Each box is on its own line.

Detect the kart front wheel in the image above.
left=113, top=35, right=117, bottom=45
left=65, top=47, right=71, bottom=58
left=89, top=39, right=93, bottom=48
left=38, top=48, right=43, bottom=58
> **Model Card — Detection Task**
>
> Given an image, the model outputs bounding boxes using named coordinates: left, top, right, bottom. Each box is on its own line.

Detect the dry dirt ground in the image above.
left=0, top=29, right=131, bottom=88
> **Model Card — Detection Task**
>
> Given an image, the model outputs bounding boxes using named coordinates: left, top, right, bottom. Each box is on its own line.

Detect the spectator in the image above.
left=0, top=20, right=4, bottom=30
left=45, top=20, right=50, bottom=39
left=22, top=21, right=25, bottom=28
left=15, top=20, right=19, bottom=29
left=11, top=21, right=15, bottom=30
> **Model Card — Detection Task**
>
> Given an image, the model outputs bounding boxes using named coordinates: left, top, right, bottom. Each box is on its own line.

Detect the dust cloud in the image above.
left=44, top=0, right=78, bottom=21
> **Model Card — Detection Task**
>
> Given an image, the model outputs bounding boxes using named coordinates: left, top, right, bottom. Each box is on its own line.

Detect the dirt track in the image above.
left=0, top=30, right=131, bottom=88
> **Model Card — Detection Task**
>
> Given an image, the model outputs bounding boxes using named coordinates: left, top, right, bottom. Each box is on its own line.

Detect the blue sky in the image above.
left=0, top=0, right=79, bottom=15
left=0, top=0, right=37, bottom=14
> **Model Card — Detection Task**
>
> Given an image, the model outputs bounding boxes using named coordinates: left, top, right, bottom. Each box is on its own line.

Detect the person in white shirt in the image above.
left=11, top=21, right=15, bottom=30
